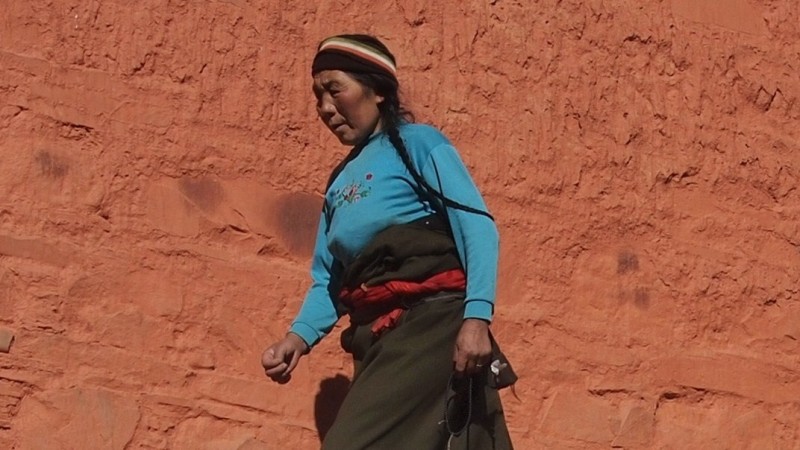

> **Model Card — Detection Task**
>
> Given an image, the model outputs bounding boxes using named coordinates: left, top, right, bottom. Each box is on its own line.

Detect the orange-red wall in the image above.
left=1, top=1, right=799, bottom=448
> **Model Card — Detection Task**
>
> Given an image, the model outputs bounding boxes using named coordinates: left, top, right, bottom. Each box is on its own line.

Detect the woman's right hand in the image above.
left=261, top=333, right=309, bottom=384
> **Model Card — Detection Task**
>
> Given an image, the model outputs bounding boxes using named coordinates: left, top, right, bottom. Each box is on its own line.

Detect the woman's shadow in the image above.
left=314, top=374, right=351, bottom=441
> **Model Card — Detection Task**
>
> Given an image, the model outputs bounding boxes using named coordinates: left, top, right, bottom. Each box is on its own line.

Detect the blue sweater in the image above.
left=289, top=124, right=500, bottom=347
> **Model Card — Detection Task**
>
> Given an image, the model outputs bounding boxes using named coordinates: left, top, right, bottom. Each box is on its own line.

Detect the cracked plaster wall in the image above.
left=1, top=0, right=799, bottom=448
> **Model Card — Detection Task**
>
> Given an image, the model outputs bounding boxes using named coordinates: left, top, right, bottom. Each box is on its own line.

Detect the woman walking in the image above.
left=261, top=34, right=513, bottom=450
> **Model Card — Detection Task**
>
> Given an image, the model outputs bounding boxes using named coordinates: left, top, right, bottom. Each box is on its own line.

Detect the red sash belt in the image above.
left=339, top=268, right=466, bottom=335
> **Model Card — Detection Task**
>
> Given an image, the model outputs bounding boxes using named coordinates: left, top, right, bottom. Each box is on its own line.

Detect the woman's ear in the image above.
left=375, top=94, right=385, bottom=105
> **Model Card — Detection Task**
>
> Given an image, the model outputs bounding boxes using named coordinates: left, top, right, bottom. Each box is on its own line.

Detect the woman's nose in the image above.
left=317, top=98, right=336, bottom=116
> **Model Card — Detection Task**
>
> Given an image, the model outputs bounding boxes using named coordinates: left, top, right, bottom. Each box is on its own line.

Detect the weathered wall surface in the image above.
left=1, top=0, right=798, bottom=448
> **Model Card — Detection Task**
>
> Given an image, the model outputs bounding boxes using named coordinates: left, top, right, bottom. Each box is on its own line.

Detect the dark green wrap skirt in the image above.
left=322, top=292, right=513, bottom=450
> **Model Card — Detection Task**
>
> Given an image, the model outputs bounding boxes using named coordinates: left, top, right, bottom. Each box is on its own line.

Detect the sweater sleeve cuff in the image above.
left=463, top=299, right=494, bottom=322
left=289, top=322, right=321, bottom=349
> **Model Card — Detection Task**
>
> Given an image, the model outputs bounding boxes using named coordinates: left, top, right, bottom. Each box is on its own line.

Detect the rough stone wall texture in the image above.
left=1, top=0, right=798, bottom=448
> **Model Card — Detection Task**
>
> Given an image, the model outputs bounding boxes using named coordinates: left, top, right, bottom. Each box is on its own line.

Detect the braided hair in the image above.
left=338, top=76, right=493, bottom=220
left=317, top=34, right=492, bottom=221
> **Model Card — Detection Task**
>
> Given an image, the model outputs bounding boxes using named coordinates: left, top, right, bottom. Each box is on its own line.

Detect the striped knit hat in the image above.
left=311, top=34, right=397, bottom=80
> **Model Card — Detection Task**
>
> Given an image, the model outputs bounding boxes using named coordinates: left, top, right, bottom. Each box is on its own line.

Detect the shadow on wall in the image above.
left=314, top=374, right=351, bottom=441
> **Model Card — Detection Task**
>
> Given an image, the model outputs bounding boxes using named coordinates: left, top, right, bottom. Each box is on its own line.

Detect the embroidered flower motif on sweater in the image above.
left=334, top=179, right=371, bottom=207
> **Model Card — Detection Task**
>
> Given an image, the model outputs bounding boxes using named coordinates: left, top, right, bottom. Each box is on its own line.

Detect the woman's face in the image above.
left=312, top=70, right=384, bottom=146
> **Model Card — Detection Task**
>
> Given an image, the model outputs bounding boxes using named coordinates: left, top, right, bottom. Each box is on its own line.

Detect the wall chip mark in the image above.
left=617, top=250, right=639, bottom=274
left=36, top=150, right=69, bottom=178
left=0, top=328, right=14, bottom=353
left=634, top=288, right=650, bottom=309
left=178, top=177, right=224, bottom=211
left=274, top=192, right=323, bottom=258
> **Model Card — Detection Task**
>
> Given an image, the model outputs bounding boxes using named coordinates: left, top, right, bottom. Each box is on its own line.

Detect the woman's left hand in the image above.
left=453, top=318, right=492, bottom=376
